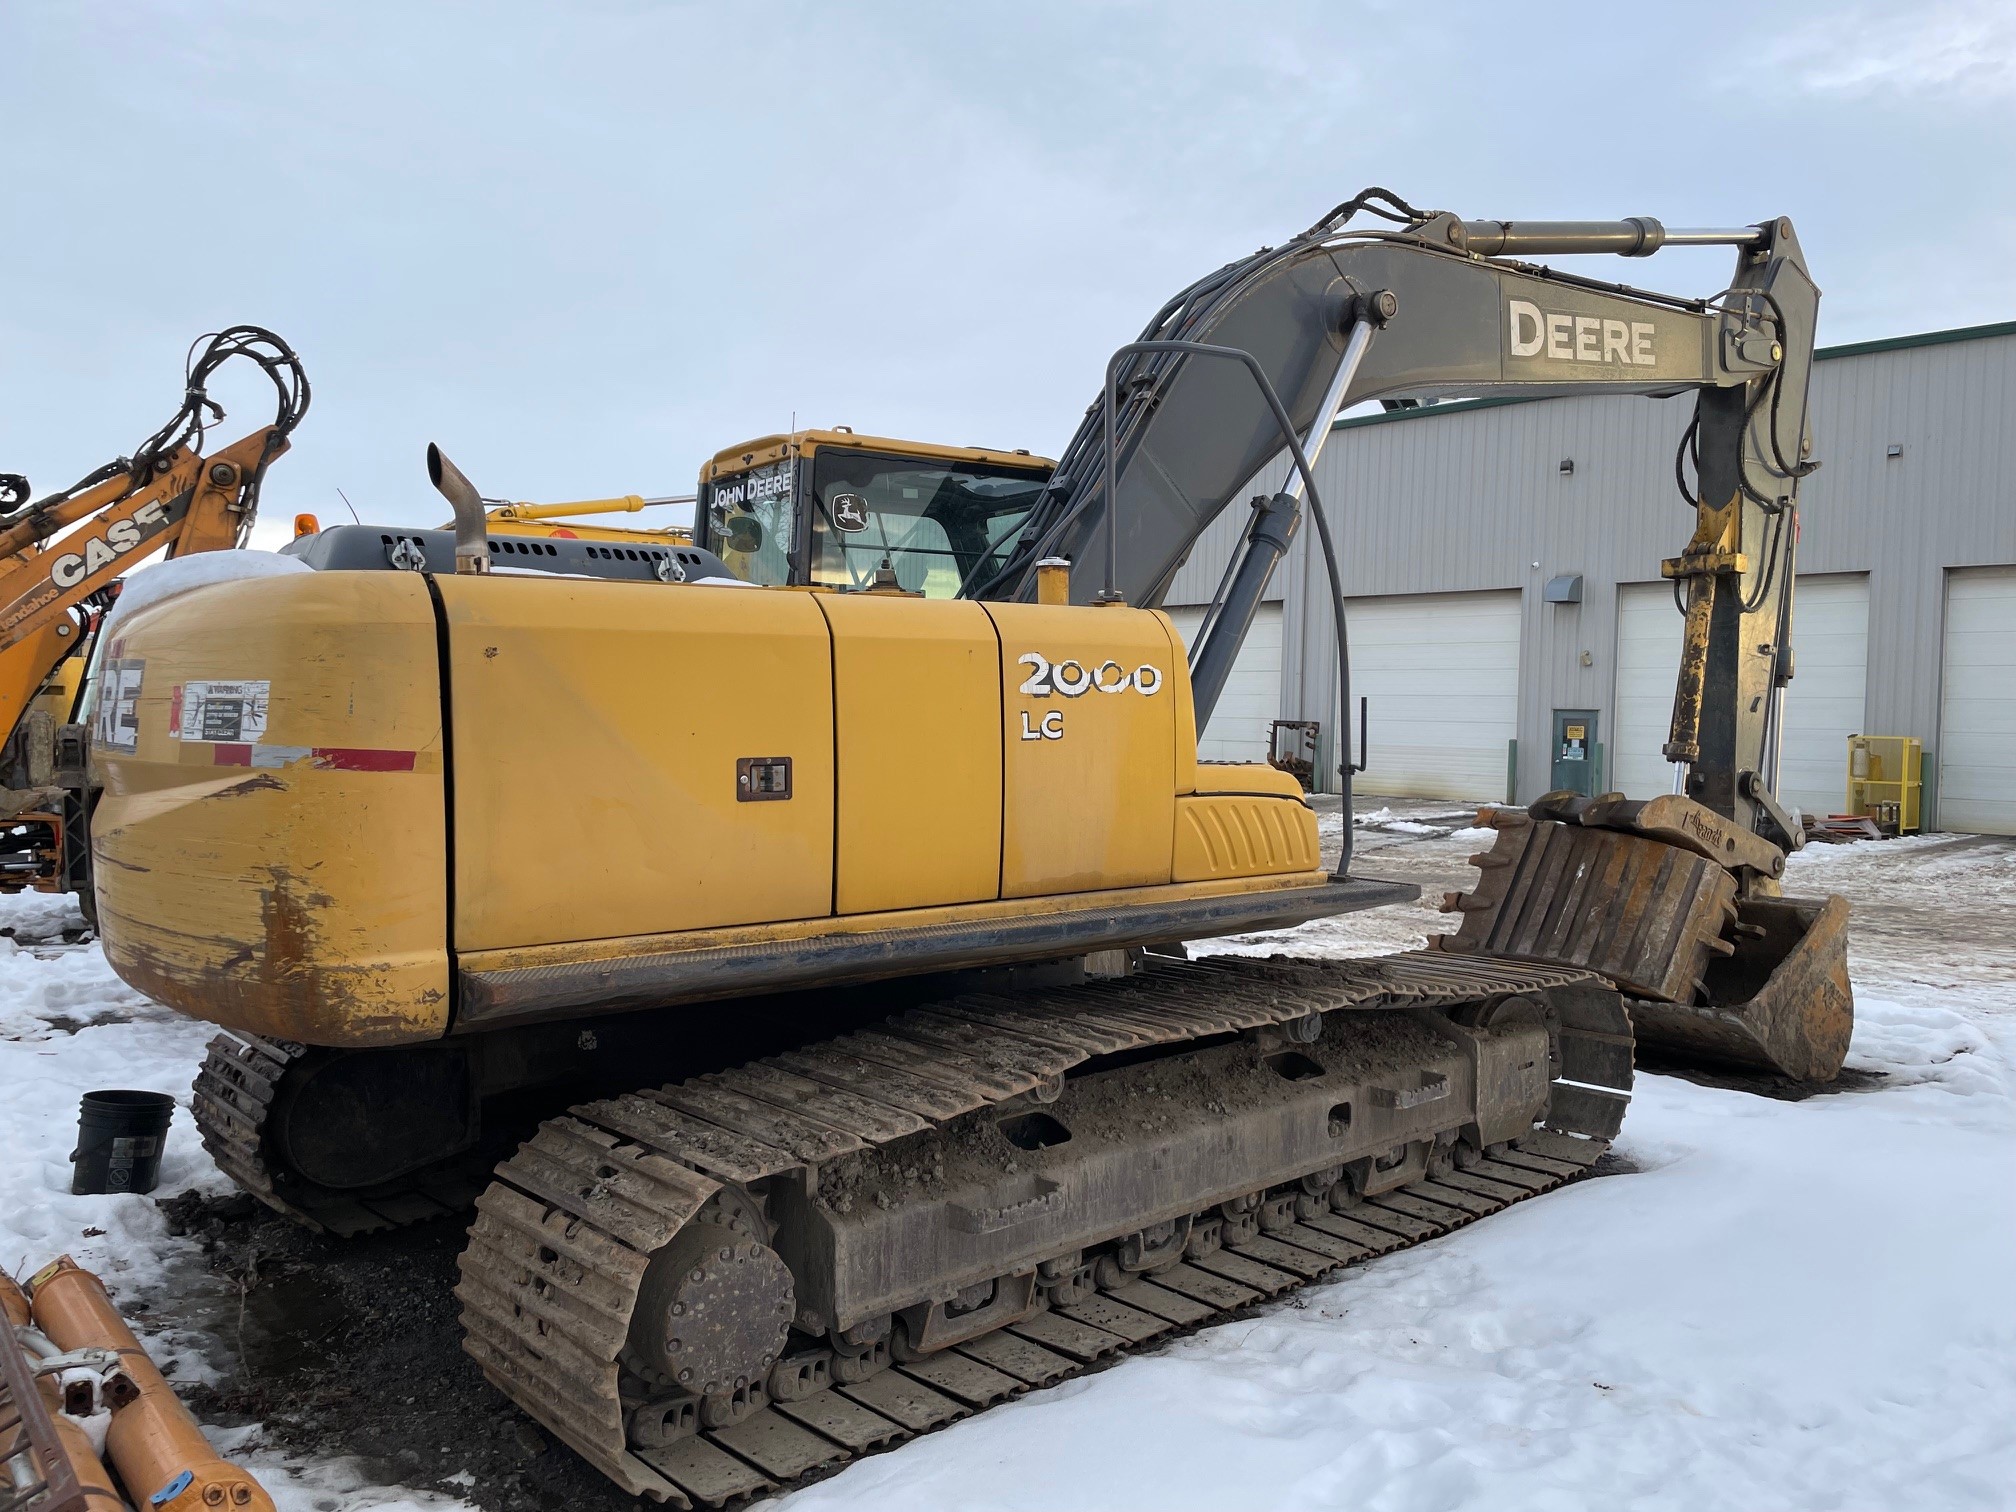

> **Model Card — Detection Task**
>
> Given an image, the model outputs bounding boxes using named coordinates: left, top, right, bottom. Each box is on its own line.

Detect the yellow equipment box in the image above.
left=1845, top=734, right=1922, bottom=834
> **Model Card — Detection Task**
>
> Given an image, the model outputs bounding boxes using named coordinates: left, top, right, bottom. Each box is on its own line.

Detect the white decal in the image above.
left=178, top=679, right=272, bottom=743
left=831, top=492, right=870, bottom=532
left=95, top=658, right=145, bottom=753
left=50, top=501, right=170, bottom=589
left=1016, top=650, right=1164, bottom=699
left=1019, top=709, right=1065, bottom=741
left=1508, top=298, right=1657, bottom=367
left=710, top=461, right=793, bottom=510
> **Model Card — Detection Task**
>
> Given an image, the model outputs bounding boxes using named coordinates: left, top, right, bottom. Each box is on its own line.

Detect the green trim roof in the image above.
left=1332, top=318, right=2016, bottom=433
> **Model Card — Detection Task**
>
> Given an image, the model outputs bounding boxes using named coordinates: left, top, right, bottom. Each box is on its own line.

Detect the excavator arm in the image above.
left=986, top=193, right=1843, bottom=1080
left=988, top=194, right=1817, bottom=853
left=0, top=326, right=307, bottom=894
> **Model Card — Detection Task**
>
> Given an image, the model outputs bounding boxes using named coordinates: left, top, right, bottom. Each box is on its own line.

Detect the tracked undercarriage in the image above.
left=196, top=950, right=1631, bottom=1506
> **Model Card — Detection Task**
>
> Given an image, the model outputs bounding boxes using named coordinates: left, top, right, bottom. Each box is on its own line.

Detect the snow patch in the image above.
left=105, top=550, right=309, bottom=635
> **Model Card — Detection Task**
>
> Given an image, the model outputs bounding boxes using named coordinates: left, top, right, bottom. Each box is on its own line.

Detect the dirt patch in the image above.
left=151, top=1190, right=641, bottom=1512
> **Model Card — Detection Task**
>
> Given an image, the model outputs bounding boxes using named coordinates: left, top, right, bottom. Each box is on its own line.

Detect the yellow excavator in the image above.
left=91, top=191, right=1850, bottom=1505
left=0, top=327, right=308, bottom=911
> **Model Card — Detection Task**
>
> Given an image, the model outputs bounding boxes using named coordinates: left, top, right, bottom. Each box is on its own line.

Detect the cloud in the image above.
left=1766, top=1, right=2016, bottom=99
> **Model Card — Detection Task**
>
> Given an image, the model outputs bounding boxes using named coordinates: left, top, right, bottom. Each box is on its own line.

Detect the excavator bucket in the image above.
left=1433, top=796, right=1853, bottom=1083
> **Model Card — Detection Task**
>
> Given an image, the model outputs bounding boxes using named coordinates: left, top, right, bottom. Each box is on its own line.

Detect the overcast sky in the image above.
left=4, top=1, right=2010, bottom=546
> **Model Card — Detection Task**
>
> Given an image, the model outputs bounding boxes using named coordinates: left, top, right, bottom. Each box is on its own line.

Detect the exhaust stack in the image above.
left=427, top=443, right=490, bottom=574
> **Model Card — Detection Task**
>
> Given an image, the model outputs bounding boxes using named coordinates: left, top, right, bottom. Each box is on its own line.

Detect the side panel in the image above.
left=1172, top=794, right=1320, bottom=882
left=818, top=594, right=1001, bottom=913
left=436, top=578, right=834, bottom=950
left=986, top=603, right=1178, bottom=898
left=92, top=572, right=450, bottom=1047
left=1159, top=609, right=1200, bottom=798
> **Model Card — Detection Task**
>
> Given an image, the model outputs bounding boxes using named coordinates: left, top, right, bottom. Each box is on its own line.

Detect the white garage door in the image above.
left=1348, top=589, right=1521, bottom=801
left=1612, top=584, right=1687, bottom=801
left=1613, top=574, right=1868, bottom=820
left=1165, top=602, right=1283, bottom=762
left=1939, top=566, right=2016, bottom=835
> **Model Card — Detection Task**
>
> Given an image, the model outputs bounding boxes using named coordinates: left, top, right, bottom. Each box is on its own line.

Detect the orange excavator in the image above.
left=0, top=327, right=307, bottom=912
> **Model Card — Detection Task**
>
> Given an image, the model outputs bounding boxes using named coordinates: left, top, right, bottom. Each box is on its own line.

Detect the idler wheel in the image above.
left=629, top=1218, right=794, bottom=1397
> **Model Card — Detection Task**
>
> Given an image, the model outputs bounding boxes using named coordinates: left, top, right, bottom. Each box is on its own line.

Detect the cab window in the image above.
left=809, top=450, right=1047, bottom=599
left=704, top=458, right=796, bottom=585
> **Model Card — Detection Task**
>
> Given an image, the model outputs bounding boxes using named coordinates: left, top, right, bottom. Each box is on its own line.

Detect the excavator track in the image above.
left=191, top=1033, right=493, bottom=1235
left=455, top=951, right=1632, bottom=1506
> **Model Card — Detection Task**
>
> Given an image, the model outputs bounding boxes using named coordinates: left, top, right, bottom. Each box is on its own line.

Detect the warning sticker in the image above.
left=178, top=680, right=271, bottom=744
left=95, top=658, right=145, bottom=753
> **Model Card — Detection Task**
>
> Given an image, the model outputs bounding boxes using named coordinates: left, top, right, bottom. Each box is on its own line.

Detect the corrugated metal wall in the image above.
left=1173, top=323, right=2016, bottom=816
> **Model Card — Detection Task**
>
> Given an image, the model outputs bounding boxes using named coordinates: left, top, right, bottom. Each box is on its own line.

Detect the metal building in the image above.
left=1162, top=320, right=2016, bottom=834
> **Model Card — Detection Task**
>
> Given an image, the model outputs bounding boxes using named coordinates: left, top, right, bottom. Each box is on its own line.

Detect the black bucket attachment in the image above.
left=1433, top=795, right=1852, bottom=1083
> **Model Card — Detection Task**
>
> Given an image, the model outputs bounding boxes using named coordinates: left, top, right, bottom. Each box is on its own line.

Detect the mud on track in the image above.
left=160, top=1190, right=641, bottom=1512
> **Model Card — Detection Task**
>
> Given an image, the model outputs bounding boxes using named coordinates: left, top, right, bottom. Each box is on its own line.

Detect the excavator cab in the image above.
left=695, top=431, right=1053, bottom=598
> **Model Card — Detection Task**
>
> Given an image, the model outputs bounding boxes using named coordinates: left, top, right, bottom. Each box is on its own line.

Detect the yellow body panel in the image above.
left=89, top=571, right=1331, bottom=1049
left=436, top=576, right=835, bottom=950
left=1192, top=763, right=1305, bottom=800
left=986, top=603, right=1179, bottom=898
left=818, top=594, right=1001, bottom=913
left=90, top=573, right=450, bottom=1046
left=0, top=619, right=82, bottom=739
left=1162, top=618, right=1200, bottom=797
left=1173, top=794, right=1320, bottom=881
left=32, top=640, right=89, bottom=724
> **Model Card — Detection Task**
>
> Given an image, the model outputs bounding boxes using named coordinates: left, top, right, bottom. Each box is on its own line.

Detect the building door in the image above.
left=1164, top=602, right=1283, bottom=763
left=1939, top=566, right=2016, bottom=835
left=1346, top=589, right=1522, bottom=801
left=1612, top=574, right=1868, bottom=818
left=1551, top=710, right=1600, bottom=796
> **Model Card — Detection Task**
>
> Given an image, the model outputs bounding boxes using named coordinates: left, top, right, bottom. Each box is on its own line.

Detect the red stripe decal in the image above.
left=214, top=743, right=253, bottom=767
left=312, top=747, right=417, bottom=772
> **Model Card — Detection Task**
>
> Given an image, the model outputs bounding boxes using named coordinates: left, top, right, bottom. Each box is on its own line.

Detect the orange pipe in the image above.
left=28, top=1257, right=273, bottom=1511
left=2, top=1269, right=128, bottom=1509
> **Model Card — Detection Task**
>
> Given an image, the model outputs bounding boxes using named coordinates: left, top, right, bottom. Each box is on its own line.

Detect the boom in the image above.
left=988, top=191, right=1818, bottom=850
left=0, top=326, right=307, bottom=895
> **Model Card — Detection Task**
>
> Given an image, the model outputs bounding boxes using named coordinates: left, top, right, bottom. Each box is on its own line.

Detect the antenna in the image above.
left=334, top=487, right=362, bottom=525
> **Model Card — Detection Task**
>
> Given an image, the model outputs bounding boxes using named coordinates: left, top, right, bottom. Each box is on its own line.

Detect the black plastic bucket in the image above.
left=70, top=1090, right=175, bottom=1195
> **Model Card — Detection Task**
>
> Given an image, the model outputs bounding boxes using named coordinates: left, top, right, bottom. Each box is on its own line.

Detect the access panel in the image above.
left=819, top=593, right=1002, bottom=913
left=436, top=576, right=834, bottom=950
left=985, top=603, right=1179, bottom=898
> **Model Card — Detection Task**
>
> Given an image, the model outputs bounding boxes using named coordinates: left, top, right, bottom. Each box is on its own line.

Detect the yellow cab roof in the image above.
left=699, top=429, right=1054, bottom=485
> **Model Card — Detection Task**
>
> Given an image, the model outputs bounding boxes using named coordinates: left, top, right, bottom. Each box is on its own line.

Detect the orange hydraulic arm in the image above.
left=0, top=327, right=308, bottom=744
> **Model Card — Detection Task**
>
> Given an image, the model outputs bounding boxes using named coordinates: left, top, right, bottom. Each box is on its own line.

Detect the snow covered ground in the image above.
left=2, top=824, right=2012, bottom=1511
